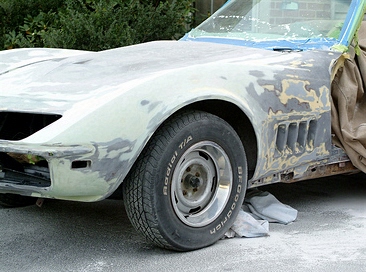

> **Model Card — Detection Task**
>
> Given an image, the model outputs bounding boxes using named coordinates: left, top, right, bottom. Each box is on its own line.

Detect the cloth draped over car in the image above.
left=331, top=22, right=366, bottom=173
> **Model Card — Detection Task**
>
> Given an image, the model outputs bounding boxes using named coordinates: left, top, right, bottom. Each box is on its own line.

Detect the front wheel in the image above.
left=123, top=111, right=248, bottom=251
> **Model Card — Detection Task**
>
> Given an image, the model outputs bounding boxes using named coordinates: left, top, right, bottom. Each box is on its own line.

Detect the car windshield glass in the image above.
left=189, top=0, right=352, bottom=44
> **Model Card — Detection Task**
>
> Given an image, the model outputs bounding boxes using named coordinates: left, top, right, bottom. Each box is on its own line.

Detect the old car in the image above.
left=0, top=0, right=365, bottom=251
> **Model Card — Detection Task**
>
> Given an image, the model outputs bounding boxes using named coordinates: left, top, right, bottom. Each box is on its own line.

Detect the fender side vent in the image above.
left=275, top=119, right=317, bottom=157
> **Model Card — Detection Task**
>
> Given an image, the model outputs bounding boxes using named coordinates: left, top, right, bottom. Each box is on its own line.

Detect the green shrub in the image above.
left=43, top=0, right=138, bottom=50
left=1, top=0, right=195, bottom=51
left=0, top=0, right=63, bottom=48
left=4, top=11, right=58, bottom=49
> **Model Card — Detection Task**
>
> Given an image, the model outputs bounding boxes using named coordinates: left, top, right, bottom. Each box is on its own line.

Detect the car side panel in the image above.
left=0, top=46, right=340, bottom=201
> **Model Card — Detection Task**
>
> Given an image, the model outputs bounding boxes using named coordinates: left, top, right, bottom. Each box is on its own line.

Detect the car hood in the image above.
left=0, top=41, right=303, bottom=115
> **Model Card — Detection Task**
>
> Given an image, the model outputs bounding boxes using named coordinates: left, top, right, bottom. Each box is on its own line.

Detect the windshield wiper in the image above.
left=272, top=47, right=304, bottom=52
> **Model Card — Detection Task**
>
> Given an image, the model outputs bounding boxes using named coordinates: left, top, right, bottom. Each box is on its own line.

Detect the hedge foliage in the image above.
left=0, top=0, right=195, bottom=51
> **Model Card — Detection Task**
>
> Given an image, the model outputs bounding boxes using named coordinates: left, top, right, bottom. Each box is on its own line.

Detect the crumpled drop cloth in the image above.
left=225, top=209, right=270, bottom=238
left=245, top=190, right=298, bottom=224
left=224, top=190, right=298, bottom=238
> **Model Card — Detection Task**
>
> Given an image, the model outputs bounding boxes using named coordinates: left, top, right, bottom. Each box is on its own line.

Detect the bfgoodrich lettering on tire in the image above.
left=123, top=110, right=247, bottom=251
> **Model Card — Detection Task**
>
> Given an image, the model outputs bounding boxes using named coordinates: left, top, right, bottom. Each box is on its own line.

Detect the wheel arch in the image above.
left=182, top=100, right=258, bottom=179
left=112, top=99, right=258, bottom=199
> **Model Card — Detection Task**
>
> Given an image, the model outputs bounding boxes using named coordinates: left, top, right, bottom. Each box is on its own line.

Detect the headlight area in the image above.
left=0, top=112, right=62, bottom=141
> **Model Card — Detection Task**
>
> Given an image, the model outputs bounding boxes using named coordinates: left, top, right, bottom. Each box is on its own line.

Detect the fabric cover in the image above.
left=331, top=22, right=366, bottom=172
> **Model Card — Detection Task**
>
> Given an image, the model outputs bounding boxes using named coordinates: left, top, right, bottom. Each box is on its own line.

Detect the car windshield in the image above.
left=187, top=0, right=352, bottom=49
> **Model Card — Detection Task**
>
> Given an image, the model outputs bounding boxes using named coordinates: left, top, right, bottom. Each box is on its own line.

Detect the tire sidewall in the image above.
left=150, top=113, right=247, bottom=251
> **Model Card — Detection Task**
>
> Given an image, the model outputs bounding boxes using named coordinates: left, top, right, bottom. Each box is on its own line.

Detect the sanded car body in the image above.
left=0, top=0, right=364, bottom=202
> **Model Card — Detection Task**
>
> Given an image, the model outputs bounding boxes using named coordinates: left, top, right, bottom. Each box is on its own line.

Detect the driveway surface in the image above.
left=1, top=174, right=366, bottom=272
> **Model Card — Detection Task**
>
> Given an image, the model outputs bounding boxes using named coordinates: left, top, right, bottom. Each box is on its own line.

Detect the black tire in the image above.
left=0, top=193, right=36, bottom=208
left=123, top=110, right=248, bottom=251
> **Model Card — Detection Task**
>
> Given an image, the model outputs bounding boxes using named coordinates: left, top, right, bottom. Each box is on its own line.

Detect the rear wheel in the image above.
left=0, top=193, right=36, bottom=208
left=123, top=110, right=247, bottom=251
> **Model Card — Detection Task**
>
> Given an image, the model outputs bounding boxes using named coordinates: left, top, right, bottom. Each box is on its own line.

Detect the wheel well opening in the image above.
left=114, top=101, right=258, bottom=199
left=183, top=100, right=258, bottom=179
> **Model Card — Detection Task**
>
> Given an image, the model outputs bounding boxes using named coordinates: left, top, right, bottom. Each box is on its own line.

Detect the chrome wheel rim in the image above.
left=170, top=141, right=233, bottom=227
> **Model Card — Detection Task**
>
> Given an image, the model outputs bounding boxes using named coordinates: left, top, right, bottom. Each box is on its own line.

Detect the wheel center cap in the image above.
left=189, top=176, right=201, bottom=188
left=184, top=173, right=203, bottom=189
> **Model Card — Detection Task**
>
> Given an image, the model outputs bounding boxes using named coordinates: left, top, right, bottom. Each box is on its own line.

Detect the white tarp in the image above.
left=225, top=190, right=298, bottom=238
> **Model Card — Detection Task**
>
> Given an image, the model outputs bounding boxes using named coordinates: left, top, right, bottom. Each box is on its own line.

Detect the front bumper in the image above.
left=0, top=141, right=114, bottom=202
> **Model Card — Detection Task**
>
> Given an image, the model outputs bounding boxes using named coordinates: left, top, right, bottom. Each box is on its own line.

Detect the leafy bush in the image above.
left=0, top=0, right=195, bottom=51
left=4, top=11, right=58, bottom=49
left=0, top=0, right=63, bottom=48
